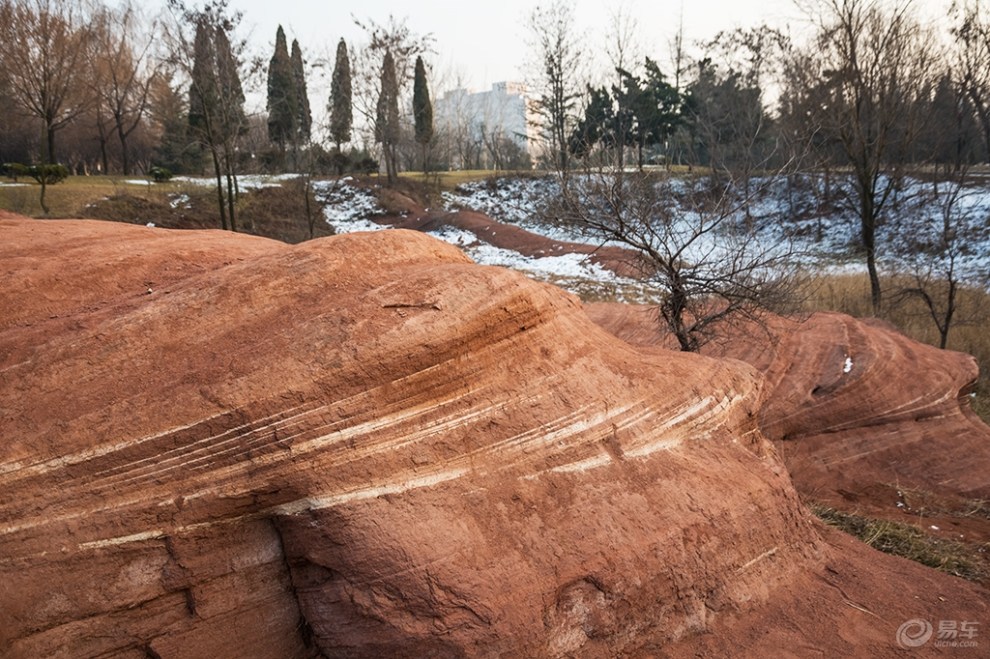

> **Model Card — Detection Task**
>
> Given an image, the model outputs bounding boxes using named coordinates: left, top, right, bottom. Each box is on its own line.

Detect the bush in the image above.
left=311, top=146, right=379, bottom=176
left=28, top=163, right=69, bottom=185
left=2, top=162, right=29, bottom=181
left=351, top=153, right=379, bottom=175
left=149, top=166, right=173, bottom=182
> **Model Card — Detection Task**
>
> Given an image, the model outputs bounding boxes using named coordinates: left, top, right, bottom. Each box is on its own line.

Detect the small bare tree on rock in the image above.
left=559, top=171, right=803, bottom=351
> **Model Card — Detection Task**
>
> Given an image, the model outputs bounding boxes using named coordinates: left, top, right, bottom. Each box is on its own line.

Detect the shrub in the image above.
left=352, top=153, right=379, bottom=175
left=28, top=163, right=69, bottom=185
left=2, top=162, right=29, bottom=181
left=149, top=166, right=173, bottom=182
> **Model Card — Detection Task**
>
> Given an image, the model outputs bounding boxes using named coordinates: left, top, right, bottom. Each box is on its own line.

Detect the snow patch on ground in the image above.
left=161, top=173, right=990, bottom=298
left=442, top=176, right=602, bottom=245
left=312, top=179, right=387, bottom=233
left=172, top=174, right=300, bottom=190
left=447, top=173, right=990, bottom=287
left=427, top=225, right=627, bottom=282
left=169, top=194, right=191, bottom=209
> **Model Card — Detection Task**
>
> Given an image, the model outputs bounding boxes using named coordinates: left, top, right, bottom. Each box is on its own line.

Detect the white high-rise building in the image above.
left=435, top=82, right=541, bottom=170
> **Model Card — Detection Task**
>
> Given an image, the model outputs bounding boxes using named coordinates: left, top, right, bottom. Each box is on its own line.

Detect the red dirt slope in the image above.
left=1, top=217, right=987, bottom=657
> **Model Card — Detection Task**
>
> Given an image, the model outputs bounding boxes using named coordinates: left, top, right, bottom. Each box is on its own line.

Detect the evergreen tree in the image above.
left=569, top=85, right=616, bottom=160
left=375, top=50, right=400, bottom=183
left=150, top=69, right=195, bottom=174
left=569, top=58, right=681, bottom=169
left=266, top=25, right=296, bottom=152
left=188, top=18, right=217, bottom=140
left=213, top=24, right=245, bottom=139
left=186, top=6, right=246, bottom=231
left=329, top=38, right=352, bottom=155
left=921, top=73, right=981, bottom=172
left=291, top=38, right=311, bottom=144
left=622, top=58, right=681, bottom=169
left=412, top=55, right=433, bottom=172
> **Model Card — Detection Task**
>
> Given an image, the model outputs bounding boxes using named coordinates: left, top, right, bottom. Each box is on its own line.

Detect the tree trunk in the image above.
left=225, top=164, right=237, bottom=232
left=99, top=133, right=110, bottom=175
left=117, top=122, right=130, bottom=176
left=46, top=124, right=57, bottom=165
left=304, top=176, right=314, bottom=239
left=866, top=246, right=882, bottom=316
left=385, top=143, right=398, bottom=185
left=39, top=179, right=49, bottom=215
left=858, top=175, right=882, bottom=315
left=940, top=279, right=956, bottom=350
left=210, top=148, right=228, bottom=231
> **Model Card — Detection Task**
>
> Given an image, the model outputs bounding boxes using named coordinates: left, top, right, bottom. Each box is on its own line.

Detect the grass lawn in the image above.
left=0, top=175, right=197, bottom=218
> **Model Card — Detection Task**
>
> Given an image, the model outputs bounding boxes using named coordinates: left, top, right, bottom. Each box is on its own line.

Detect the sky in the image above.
left=227, top=0, right=806, bottom=91
left=150, top=0, right=952, bottom=127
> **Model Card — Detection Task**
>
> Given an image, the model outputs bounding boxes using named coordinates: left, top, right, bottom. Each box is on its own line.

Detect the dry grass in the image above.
left=0, top=175, right=333, bottom=244
left=802, top=273, right=990, bottom=422
left=892, top=485, right=990, bottom=521
left=811, top=503, right=988, bottom=582
left=0, top=176, right=188, bottom=217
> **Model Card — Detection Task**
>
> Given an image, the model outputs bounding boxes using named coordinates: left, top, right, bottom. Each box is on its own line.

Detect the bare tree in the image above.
left=89, top=1, right=158, bottom=175
left=0, top=0, right=94, bottom=164
left=892, top=166, right=989, bottom=349
left=349, top=14, right=433, bottom=169
left=526, top=0, right=584, bottom=180
left=795, top=0, right=939, bottom=315
left=604, top=1, right=642, bottom=79
left=558, top=171, right=803, bottom=351
left=952, top=0, right=990, bottom=163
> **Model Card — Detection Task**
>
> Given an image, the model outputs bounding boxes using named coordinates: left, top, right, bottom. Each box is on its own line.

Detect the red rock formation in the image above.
left=585, top=302, right=990, bottom=507
left=1, top=217, right=987, bottom=657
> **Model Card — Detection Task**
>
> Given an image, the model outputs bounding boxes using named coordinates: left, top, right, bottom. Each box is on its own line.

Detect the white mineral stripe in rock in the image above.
left=77, top=530, right=165, bottom=550
left=88, top=403, right=316, bottom=487
left=623, top=395, right=736, bottom=458
left=548, top=453, right=612, bottom=474
left=273, top=468, right=471, bottom=514
left=0, top=406, right=251, bottom=481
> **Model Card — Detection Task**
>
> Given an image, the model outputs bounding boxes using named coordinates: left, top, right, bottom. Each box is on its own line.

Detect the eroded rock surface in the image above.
left=1, top=218, right=986, bottom=657
left=585, top=303, right=990, bottom=505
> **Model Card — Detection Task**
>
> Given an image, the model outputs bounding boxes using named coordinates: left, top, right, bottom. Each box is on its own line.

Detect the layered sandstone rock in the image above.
left=585, top=303, right=990, bottom=505
left=1, top=218, right=986, bottom=657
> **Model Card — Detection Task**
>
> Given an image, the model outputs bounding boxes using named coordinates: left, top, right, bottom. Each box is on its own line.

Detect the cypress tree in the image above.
left=412, top=55, right=433, bottom=172
left=188, top=18, right=217, bottom=140
left=329, top=38, right=352, bottom=155
left=187, top=10, right=246, bottom=232
left=214, top=25, right=245, bottom=138
left=213, top=23, right=245, bottom=231
left=375, top=50, right=400, bottom=183
left=290, top=38, right=311, bottom=144
left=266, top=25, right=296, bottom=152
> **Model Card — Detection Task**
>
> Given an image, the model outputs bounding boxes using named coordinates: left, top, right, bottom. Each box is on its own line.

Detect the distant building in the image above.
left=434, top=82, right=541, bottom=170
